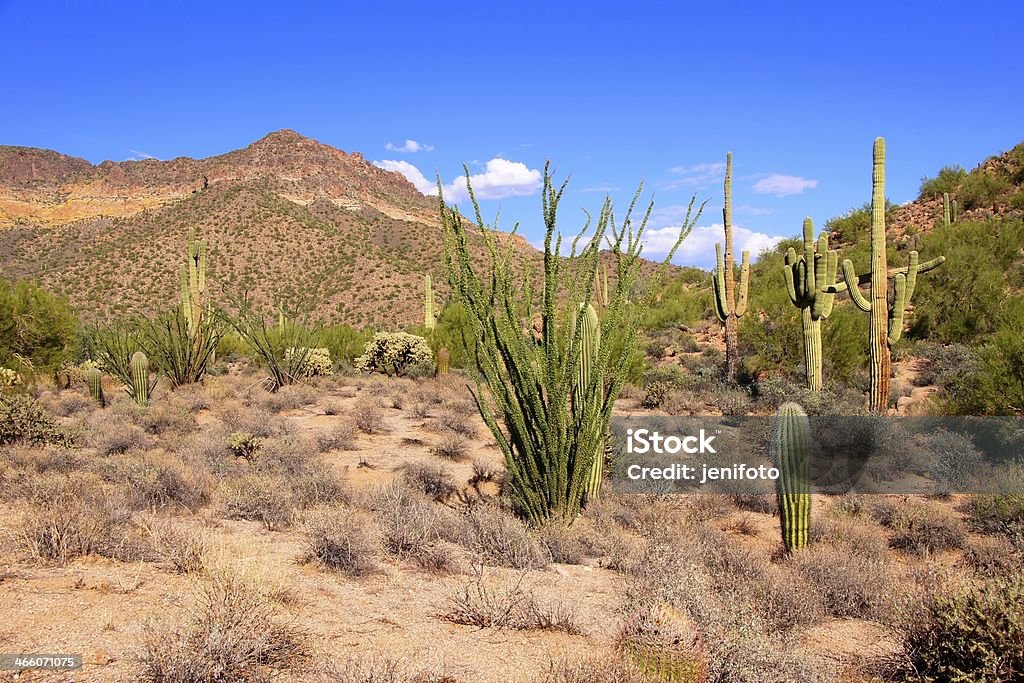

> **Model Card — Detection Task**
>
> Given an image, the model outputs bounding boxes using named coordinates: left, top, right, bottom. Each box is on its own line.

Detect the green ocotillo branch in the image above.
left=784, top=218, right=838, bottom=391
left=827, top=138, right=945, bottom=414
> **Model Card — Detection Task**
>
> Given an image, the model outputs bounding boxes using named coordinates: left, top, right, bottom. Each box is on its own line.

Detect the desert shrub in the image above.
left=444, top=566, right=578, bottom=633
left=354, top=332, right=433, bottom=377
left=431, top=434, right=469, bottom=461
left=0, top=277, right=78, bottom=375
left=139, top=573, right=305, bottom=682
left=944, top=296, right=1024, bottom=414
left=133, top=402, right=196, bottom=435
left=16, top=473, right=131, bottom=564
left=403, top=462, right=458, bottom=501
left=464, top=504, right=549, bottom=569
left=219, top=405, right=289, bottom=438
left=962, top=535, right=1023, bottom=578
left=887, top=503, right=966, bottom=556
left=904, top=575, right=1024, bottom=682
left=85, top=417, right=148, bottom=455
left=138, top=516, right=208, bottom=574
left=316, top=421, right=358, bottom=452
left=789, top=543, right=894, bottom=619
left=50, top=391, right=95, bottom=417
left=958, top=170, right=1011, bottom=210
left=302, top=509, right=378, bottom=575
left=352, top=401, right=386, bottom=433
left=97, top=451, right=213, bottom=512
left=536, top=655, right=654, bottom=683
left=434, top=408, right=477, bottom=437
left=319, top=324, right=371, bottom=367
left=224, top=299, right=322, bottom=391
left=222, top=473, right=296, bottom=530
left=258, top=383, right=319, bottom=412
left=918, top=164, right=967, bottom=199
left=322, top=656, right=455, bottom=683
left=0, top=394, right=75, bottom=447
left=371, top=482, right=458, bottom=559
left=537, top=522, right=587, bottom=564
left=640, top=380, right=671, bottom=409
left=966, top=493, right=1024, bottom=539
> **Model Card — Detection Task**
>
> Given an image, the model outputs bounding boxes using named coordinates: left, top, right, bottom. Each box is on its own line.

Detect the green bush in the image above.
left=905, top=575, right=1024, bottom=681
left=918, top=165, right=967, bottom=199
left=943, top=297, right=1024, bottom=414
left=319, top=324, right=371, bottom=366
left=959, top=171, right=1012, bottom=210
left=0, top=393, right=75, bottom=447
left=0, top=277, right=79, bottom=376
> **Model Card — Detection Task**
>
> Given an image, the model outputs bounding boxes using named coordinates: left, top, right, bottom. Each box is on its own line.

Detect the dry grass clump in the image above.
left=16, top=472, right=134, bottom=564
left=95, top=450, right=213, bottom=512
left=322, top=399, right=344, bottom=416
left=535, top=655, right=654, bottom=683
left=50, top=391, right=97, bottom=417
left=247, top=437, right=351, bottom=508
left=252, top=383, right=320, bottom=413
left=444, top=567, right=580, bottom=633
left=217, top=403, right=290, bottom=438
left=788, top=542, right=896, bottom=620
left=886, top=501, right=967, bottom=556
left=123, top=401, right=196, bottom=435
left=302, top=509, right=379, bottom=576
left=84, top=414, right=149, bottom=455
left=316, top=420, right=359, bottom=452
left=352, top=400, right=388, bottom=434
left=371, top=483, right=458, bottom=557
left=537, top=522, right=588, bottom=565
left=137, top=515, right=208, bottom=574
left=730, top=493, right=775, bottom=515
left=463, top=504, right=549, bottom=569
left=139, top=572, right=305, bottom=682
left=403, top=462, right=458, bottom=501
left=431, top=434, right=469, bottom=461
left=222, top=473, right=297, bottom=530
left=432, top=409, right=478, bottom=438
left=319, top=655, right=458, bottom=683
left=961, top=535, right=1023, bottom=578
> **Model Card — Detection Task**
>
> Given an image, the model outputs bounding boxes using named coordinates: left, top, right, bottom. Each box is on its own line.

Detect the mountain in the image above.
left=0, top=131, right=541, bottom=327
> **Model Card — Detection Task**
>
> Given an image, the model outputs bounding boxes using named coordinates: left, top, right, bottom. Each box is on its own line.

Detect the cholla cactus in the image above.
left=354, top=332, right=433, bottom=377
left=285, top=347, right=334, bottom=376
left=0, top=367, right=21, bottom=390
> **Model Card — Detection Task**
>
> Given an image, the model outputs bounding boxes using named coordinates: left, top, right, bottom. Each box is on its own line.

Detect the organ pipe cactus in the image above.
left=86, top=367, right=106, bottom=407
left=130, top=351, right=154, bottom=405
left=784, top=217, right=838, bottom=391
left=571, top=303, right=604, bottom=500
left=712, top=152, right=749, bottom=381
left=829, top=138, right=945, bottom=414
left=435, top=347, right=450, bottom=376
left=424, top=274, right=436, bottom=330
left=772, top=402, right=811, bottom=552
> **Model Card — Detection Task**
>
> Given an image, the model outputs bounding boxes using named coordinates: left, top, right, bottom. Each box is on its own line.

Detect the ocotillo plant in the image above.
left=942, top=192, right=958, bottom=227
left=86, top=367, right=106, bottom=407
left=712, top=152, right=750, bottom=381
left=440, top=163, right=702, bottom=524
left=130, top=351, right=155, bottom=405
left=784, top=218, right=838, bottom=391
left=830, top=138, right=945, bottom=414
left=424, top=274, right=436, bottom=330
left=435, top=347, right=450, bottom=376
left=571, top=303, right=604, bottom=500
left=772, top=402, right=811, bottom=552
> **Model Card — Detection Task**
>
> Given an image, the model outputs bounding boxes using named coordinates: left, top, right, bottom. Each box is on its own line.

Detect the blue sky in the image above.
left=1, top=1, right=1022, bottom=268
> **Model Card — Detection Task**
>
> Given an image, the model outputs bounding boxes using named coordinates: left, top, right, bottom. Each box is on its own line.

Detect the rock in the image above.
left=85, top=649, right=112, bottom=665
left=662, top=346, right=676, bottom=358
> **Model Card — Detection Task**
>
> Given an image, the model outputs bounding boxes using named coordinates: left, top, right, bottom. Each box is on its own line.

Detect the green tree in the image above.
left=0, top=277, right=79, bottom=375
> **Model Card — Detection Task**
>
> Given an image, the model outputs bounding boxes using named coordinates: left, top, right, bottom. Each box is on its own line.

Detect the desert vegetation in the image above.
left=1, top=136, right=1023, bottom=682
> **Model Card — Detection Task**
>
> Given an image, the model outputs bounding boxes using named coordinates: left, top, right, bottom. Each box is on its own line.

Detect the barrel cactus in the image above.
left=618, top=602, right=706, bottom=682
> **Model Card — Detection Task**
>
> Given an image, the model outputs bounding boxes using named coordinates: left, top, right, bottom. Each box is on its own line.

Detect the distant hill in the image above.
left=0, top=131, right=543, bottom=327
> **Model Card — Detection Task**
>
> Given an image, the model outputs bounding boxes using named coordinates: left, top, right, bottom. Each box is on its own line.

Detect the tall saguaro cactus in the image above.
left=130, top=351, right=152, bottom=405
left=942, top=192, right=958, bottom=228
left=784, top=218, right=838, bottom=391
left=424, top=274, right=436, bottom=330
left=180, top=228, right=207, bottom=342
left=86, top=367, right=106, bottom=407
left=832, top=139, right=945, bottom=414
left=772, top=402, right=811, bottom=552
left=712, top=152, right=750, bottom=381
left=572, top=303, right=604, bottom=500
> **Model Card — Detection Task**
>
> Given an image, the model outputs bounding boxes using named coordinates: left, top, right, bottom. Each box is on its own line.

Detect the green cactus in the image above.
left=943, top=192, right=958, bottom=228
left=130, top=351, right=152, bottom=405
left=436, top=347, right=450, bottom=376
left=619, top=602, right=706, bottom=682
left=712, top=152, right=750, bottom=381
left=570, top=303, right=604, bottom=500
left=830, top=138, right=945, bottom=414
left=424, top=274, right=436, bottom=330
left=86, top=367, right=106, bottom=407
left=180, top=228, right=207, bottom=339
left=772, top=402, right=811, bottom=552
left=784, top=217, right=838, bottom=391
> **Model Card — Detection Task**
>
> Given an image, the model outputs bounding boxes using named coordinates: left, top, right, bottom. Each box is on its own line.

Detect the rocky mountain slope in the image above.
left=0, top=131, right=541, bottom=327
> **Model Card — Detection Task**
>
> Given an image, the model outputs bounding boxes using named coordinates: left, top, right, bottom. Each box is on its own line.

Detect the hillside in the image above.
left=0, top=131, right=544, bottom=327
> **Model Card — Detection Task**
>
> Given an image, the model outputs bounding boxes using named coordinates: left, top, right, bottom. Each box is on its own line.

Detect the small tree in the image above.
left=440, top=164, right=701, bottom=524
left=354, top=332, right=433, bottom=376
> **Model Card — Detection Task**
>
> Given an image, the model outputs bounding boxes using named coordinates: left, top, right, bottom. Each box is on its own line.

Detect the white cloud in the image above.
left=128, top=149, right=159, bottom=160
left=373, top=159, right=435, bottom=194
left=384, top=139, right=434, bottom=153
left=752, top=174, right=818, bottom=196
left=373, top=157, right=542, bottom=201
left=642, top=222, right=784, bottom=268
left=663, top=161, right=727, bottom=189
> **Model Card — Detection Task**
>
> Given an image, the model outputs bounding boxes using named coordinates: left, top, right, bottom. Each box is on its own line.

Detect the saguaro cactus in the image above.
left=180, top=228, right=207, bottom=340
left=424, top=274, right=436, bottom=330
left=86, top=367, right=106, bottom=407
left=571, top=303, right=604, bottom=500
left=130, top=351, right=152, bottom=405
left=712, top=152, right=750, bottom=381
left=772, top=402, right=811, bottom=552
left=435, top=347, right=450, bottom=376
left=784, top=218, right=838, bottom=391
left=831, top=139, right=945, bottom=414
left=942, top=192, right=958, bottom=227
